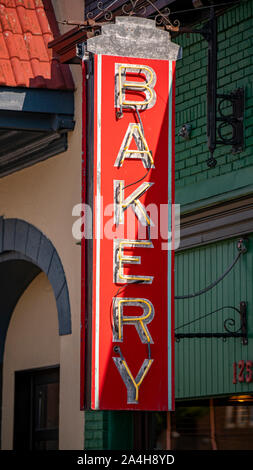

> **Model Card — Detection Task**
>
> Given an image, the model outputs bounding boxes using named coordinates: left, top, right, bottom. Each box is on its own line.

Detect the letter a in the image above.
left=114, top=123, right=154, bottom=169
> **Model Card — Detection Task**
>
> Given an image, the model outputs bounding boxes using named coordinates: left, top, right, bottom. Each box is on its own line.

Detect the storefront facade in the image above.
left=0, top=0, right=252, bottom=451
left=82, top=0, right=253, bottom=450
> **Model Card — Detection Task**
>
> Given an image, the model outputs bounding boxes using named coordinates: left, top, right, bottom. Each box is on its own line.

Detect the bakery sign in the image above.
left=81, top=17, right=182, bottom=411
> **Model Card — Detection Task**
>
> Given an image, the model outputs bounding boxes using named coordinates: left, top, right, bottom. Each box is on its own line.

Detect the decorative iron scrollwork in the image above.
left=153, top=6, right=180, bottom=29
left=122, top=0, right=147, bottom=17
left=224, top=317, right=238, bottom=334
left=175, top=238, right=248, bottom=300
left=87, top=1, right=114, bottom=21
left=202, top=9, right=245, bottom=167
left=175, top=302, right=247, bottom=346
left=86, top=0, right=180, bottom=29
left=173, top=7, right=244, bottom=168
left=216, top=88, right=244, bottom=152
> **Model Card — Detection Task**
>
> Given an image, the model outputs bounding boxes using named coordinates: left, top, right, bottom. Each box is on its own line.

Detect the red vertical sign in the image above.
left=84, top=52, right=176, bottom=411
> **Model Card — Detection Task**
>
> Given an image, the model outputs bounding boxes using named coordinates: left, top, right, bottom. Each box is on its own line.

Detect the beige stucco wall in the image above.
left=52, top=0, right=84, bottom=35
left=0, top=1, right=85, bottom=450
left=2, top=273, right=60, bottom=449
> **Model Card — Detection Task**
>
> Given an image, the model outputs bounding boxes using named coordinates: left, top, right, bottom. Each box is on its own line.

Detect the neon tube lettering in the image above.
left=113, top=297, right=155, bottom=344
left=113, top=239, right=154, bottom=284
left=114, top=180, right=154, bottom=226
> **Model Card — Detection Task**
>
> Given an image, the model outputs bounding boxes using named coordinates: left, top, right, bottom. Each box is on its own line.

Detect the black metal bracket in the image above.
left=175, top=238, right=248, bottom=300
left=204, top=8, right=244, bottom=167
left=177, top=8, right=244, bottom=168
left=175, top=301, right=248, bottom=346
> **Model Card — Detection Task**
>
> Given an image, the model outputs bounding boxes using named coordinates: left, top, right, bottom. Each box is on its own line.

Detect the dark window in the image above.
left=13, top=366, right=59, bottom=450
left=134, top=397, right=253, bottom=450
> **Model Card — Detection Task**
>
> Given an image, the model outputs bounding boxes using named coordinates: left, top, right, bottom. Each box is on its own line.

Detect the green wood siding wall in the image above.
left=175, top=235, right=253, bottom=399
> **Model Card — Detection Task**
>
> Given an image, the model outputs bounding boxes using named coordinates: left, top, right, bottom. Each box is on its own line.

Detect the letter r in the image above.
left=113, top=297, right=154, bottom=344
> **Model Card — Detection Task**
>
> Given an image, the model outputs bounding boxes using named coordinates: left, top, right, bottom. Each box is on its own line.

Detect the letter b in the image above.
left=115, top=63, right=157, bottom=111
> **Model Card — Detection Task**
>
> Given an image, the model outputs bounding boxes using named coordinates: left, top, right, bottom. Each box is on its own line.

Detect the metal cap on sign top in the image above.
left=86, top=16, right=182, bottom=60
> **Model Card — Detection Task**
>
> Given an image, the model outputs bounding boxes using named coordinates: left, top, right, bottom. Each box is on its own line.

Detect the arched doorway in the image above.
left=2, top=273, right=60, bottom=449
left=0, top=218, right=72, bottom=449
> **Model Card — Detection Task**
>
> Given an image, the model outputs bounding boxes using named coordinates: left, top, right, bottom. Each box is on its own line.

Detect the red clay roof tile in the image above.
left=1, top=1, right=17, bottom=9
left=16, top=5, right=42, bottom=34
left=0, top=32, right=9, bottom=58
left=10, top=56, right=28, bottom=86
left=16, top=0, right=36, bottom=8
left=34, top=0, right=44, bottom=7
left=0, top=58, right=16, bottom=84
left=4, top=30, right=30, bottom=60
left=0, top=6, right=23, bottom=34
left=0, top=0, right=74, bottom=89
left=35, top=6, right=51, bottom=34
left=24, top=32, right=49, bottom=60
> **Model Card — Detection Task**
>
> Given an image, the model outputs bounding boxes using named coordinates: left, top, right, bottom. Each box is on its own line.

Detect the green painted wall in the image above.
left=84, top=411, right=106, bottom=450
left=85, top=411, right=133, bottom=450
left=174, top=0, right=253, bottom=211
left=175, top=235, right=253, bottom=399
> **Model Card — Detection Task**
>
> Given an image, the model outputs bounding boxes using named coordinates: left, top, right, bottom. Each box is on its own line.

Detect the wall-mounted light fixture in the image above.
left=229, top=395, right=253, bottom=404
left=178, top=124, right=192, bottom=140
